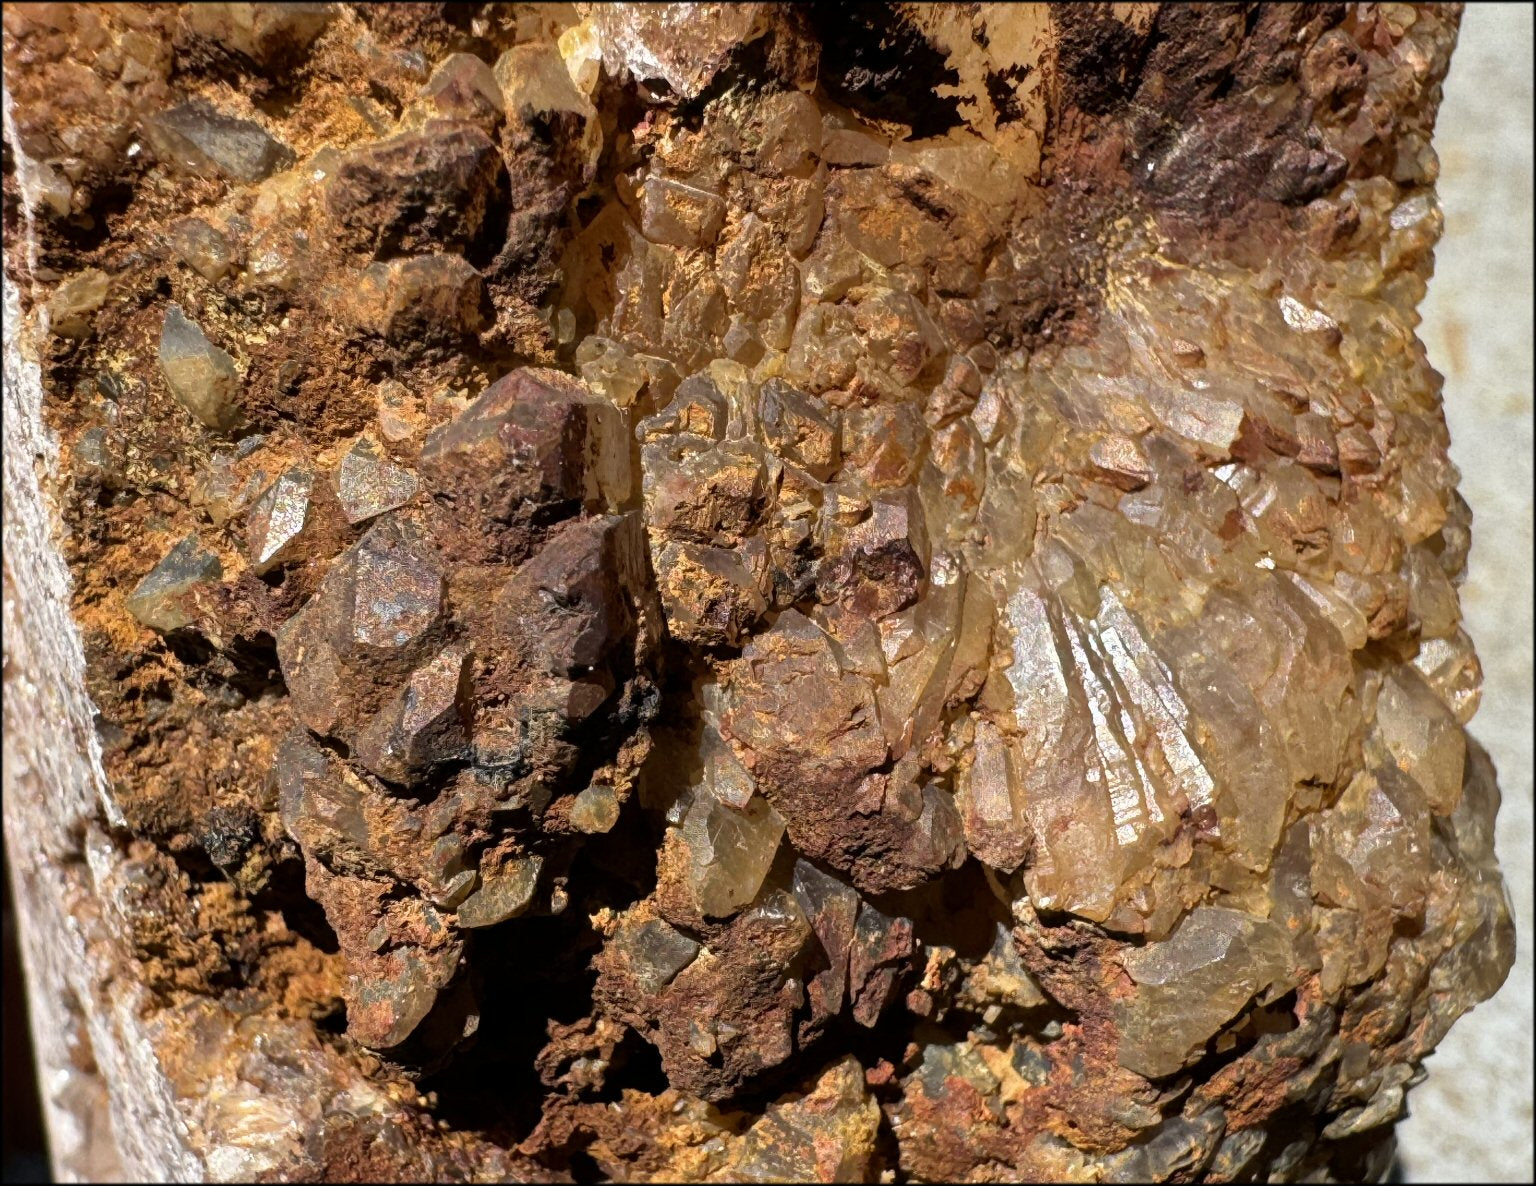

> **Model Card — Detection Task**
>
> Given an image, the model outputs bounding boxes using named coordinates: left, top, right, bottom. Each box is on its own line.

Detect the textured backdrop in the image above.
left=1398, top=4, right=1535, bottom=1182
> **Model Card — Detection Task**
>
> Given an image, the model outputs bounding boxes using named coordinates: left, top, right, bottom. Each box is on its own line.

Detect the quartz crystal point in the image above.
left=334, top=435, right=420, bottom=525
left=125, top=534, right=223, bottom=632
left=245, top=466, right=314, bottom=575
left=5, top=3, right=1513, bottom=1182
left=1114, top=907, right=1297, bottom=1079
left=676, top=786, right=785, bottom=919
left=158, top=305, right=241, bottom=430
left=143, top=99, right=294, bottom=183
left=456, top=854, right=543, bottom=930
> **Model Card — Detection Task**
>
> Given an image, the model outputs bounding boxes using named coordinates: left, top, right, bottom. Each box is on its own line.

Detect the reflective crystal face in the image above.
left=13, top=2, right=1510, bottom=1181
left=246, top=466, right=314, bottom=574
left=335, top=435, right=421, bottom=525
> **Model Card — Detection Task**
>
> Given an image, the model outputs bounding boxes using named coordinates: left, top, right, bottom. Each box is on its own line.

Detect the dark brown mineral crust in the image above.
left=2, top=2, right=1513, bottom=1182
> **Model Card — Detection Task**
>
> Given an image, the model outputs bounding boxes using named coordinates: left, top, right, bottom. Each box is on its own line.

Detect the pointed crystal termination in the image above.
left=159, top=306, right=242, bottom=431
left=276, top=731, right=380, bottom=878
left=185, top=3, right=335, bottom=69
left=419, top=52, right=504, bottom=129
left=169, top=218, right=235, bottom=283
left=1113, top=907, right=1296, bottom=1079
left=143, top=99, right=294, bottom=182
left=10, top=2, right=1513, bottom=1179
left=125, top=535, right=223, bottom=632
left=677, top=790, right=785, bottom=919
left=326, top=122, right=505, bottom=258
left=245, top=467, right=314, bottom=575
left=352, top=647, right=472, bottom=786
left=709, top=1056, right=881, bottom=1183
left=613, top=915, right=701, bottom=994
left=496, top=514, right=644, bottom=675
left=274, top=517, right=445, bottom=742
left=419, top=367, right=631, bottom=529
left=349, top=940, right=462, bottom=1051
left=349, top=523, right=445, bottom=651
left=48, top=269, right=111, bottom=338
left=790, top=858, right=860, bottom=1019
left=456, top=854, right=543, bottom=929
left=847, top=900, right=917, bottom=1028
left=569, top=784, right=622, bottom=834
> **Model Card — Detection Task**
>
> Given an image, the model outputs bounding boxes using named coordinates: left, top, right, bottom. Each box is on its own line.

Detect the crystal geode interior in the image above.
left=2, top=3, right=1513, bottom=1181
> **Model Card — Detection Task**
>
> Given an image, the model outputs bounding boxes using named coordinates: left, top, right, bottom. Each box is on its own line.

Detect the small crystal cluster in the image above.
left=6, top=2, right=1512, bottom=1181
left=271, top=365, right=656, bottom=1049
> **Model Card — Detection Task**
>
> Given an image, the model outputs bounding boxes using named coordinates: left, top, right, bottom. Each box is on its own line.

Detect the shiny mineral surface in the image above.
left=6, top=2, right=1511, bottom=1181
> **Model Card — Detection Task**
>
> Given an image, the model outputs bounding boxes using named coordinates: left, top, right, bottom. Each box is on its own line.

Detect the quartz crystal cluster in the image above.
left=4, top=2, right=1512, bottom=1181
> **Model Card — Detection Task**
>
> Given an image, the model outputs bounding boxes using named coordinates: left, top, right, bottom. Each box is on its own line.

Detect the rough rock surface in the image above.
left=2, top=3, right=1512, bottom=1182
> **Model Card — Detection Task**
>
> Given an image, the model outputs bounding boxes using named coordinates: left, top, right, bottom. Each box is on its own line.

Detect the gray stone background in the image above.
left=1398, top=3, right=1534, bottom=1182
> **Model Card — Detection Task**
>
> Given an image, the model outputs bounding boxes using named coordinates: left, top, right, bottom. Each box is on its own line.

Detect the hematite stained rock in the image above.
left=9, top=3, right=1512, bottom=1181
left=326, top=122, right=507, bottom=258
left=345, top=253, right=486, bottom=342
left=419, top=366, right=630, bottom=537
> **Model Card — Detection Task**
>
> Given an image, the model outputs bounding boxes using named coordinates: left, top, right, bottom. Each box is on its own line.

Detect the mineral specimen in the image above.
left=245, top=465, right=313, bottom=574
left=184, top=2, right=334, bottom=68
left=3, top=3, right=1513, bottom=1182
left=334, top=434, right=421, bottom=525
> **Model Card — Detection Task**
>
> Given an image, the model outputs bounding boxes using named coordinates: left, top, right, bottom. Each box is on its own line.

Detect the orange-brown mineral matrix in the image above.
left=2, top=4, right=1509, bottom=1181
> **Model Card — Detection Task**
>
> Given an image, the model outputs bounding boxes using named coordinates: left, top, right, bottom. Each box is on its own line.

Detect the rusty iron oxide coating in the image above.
left=1, top=2, right=1512, bottom=1182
